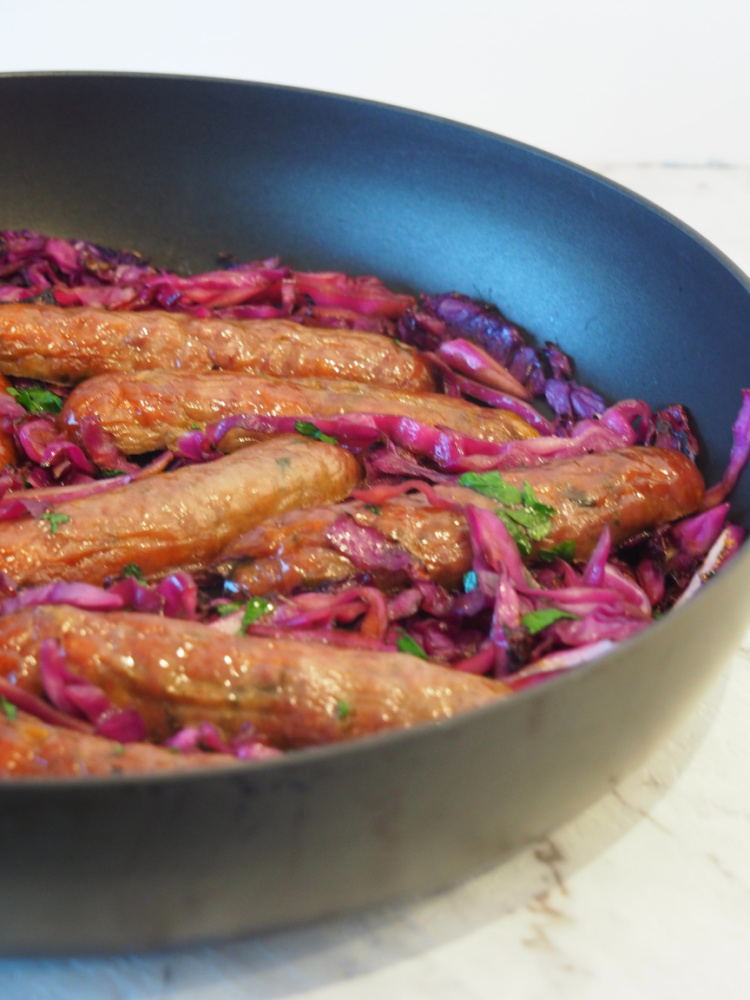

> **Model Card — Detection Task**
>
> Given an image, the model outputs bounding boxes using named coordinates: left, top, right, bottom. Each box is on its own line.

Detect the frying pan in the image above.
left=0, top=73, right=749, bottom=956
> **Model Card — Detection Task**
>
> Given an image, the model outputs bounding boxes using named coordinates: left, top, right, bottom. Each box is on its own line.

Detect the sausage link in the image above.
left=0, top=710, right=236, bottom=778
left=0, top=373, right=18, bottom=467
left=0, top=607, right=508, bottom=749
left=60, top=370, right=537, bottom=455
left=226, top=446, right=705, bottom=594
left=0, top=431, right=17, bottom=469
left=0, top=305, right=434, bottom=390
left=0, top=435, right=360, bottom=587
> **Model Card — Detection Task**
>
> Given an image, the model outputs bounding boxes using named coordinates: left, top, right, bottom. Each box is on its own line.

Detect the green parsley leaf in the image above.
left=521, top=481, right=555, bottom=518
left=501, top=505, right=553, bottom=542
left=216, top=601, right=244, bottom=617
left=0, top=697, right=17, bottom=721
left=40, top=511, right=70, bottom=534
left=100, top=469, right=126, bottom=478
left=111, top=743, right=126, bottom=756
left=239, top=597, right=273, bottom=633
left=122, top=563, right=145, bottom=580
left=463, top=569, right=478, bottom=593
left=294, top=420, right=338, bottom=445
left=554, top=540, right=576, bottom=561
left=7, top=385, right=63, bottom=415
left=521, top=608, right=580, bottom=635
left=458, top=470, right=523, bottom=506
left=496, top=510, right=533, bottom=556
left=336, top=699, right=351, bottom=720
left=395, top=629, right=428, bottom=660
left=365, top=504, right=382, bottom=515
left=537, top=541, right=577, bottom=563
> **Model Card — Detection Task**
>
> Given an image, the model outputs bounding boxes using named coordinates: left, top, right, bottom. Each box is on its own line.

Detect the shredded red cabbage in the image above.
left=0, top=229, right=748, bottom=760
left=435, top=339, right=531, bottom=399
left=703, top=389, right=750, bottom=507
left=0, top=229, right=413, bottom=330
left=165, top=722, right=281, bottom=760
left=39, top=638, right=147, bottom=742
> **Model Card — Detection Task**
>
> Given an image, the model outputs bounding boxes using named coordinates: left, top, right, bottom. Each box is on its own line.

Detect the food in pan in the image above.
left=59, top=371, right=536, bottom=454
left=0, top=303, right=434, bottom=390
left=0, top=435, right=360, bottom=586
left=0, top=229, right=746, bottom=776
left=223, top=447, right=704, bottom=593
left=0, top=606, right=508, bottom=751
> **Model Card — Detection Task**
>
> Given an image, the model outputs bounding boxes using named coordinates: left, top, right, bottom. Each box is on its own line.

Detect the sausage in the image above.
left=0, top=435, right=360, bottom=587
left=0, top=709, right=237, bottom=778
left=225, top=446, right=705, bottom=594
left=0, top=607, right=509, bottom=749
left=0, top=373, right=18, bottom=467
left=60, top=370, right=538, bottom=455
left=0, top=431, right=17, bottom=469
left=0, top=304, right=434, bottom=390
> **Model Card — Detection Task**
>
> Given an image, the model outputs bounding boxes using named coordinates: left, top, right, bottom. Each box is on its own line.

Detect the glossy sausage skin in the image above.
left=0, top=431, right=17, bottom=469
left=0, top=372, right=18, bottom=467
left=60, top=370, right=537, bottom=455
left=0, top=435, right=360, bottom=587
left=0, top=710, right=236, bottom=778
left=226, top=446, right=705, bottom=594
left=0, top=304, right=434, bottom=390
left=0, top=607, right=509, bottom=749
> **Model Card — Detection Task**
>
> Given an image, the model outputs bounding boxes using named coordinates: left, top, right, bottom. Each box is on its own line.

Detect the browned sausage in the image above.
left=225, top=446, right=705, bottom=594
left=0, top=435, right=360, bottom=587
left=60, top=370, right=538, bottom=454
left=0, top=431, right=17, bottom=469
left=0, top=709, right=237, bottom=778
left=0, top=304, right=434, bottom=390
left=0, top=607, right=509, bottom=749
left=0, top=373, right=18, bottom=467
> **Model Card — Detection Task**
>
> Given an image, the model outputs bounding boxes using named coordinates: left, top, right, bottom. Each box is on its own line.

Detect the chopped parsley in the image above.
left=458, top=471, right=557, bottom=558
left=365, top=504, right=382, bottom=516
left=458, top=470, right=522, bottom=506
left=500, top=505, right=553, bottom=542
left=40, top=511, right=70, bottom=534
left=496, top=510, right=533, bottom=557
left=215, top=601, right=245, bottom=617
left=7, top=385, right=63, bottom=415
left=100, top=469, right=126, bottom=478
left=294, top=420, right=338, bottom=445
left=239, top=597, right=273, bottom=633
left=0, top=697, right=17, bottom=721
left=395, top=629, right=428, bottom=660
left=336, top=699, right=351, bottom=720
left=122, top=563, right=145, bottom=580
left=538, top=541, right=576, bottom=563
left=521, top=608, right=580, bottom=635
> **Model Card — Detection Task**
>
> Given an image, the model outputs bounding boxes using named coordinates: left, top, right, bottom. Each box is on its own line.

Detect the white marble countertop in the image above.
left=3, top=6, right=750, bottom=996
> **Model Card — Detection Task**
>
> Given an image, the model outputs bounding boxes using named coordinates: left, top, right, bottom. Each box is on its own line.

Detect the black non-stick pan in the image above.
left=0, top=73, right=748, bottom=955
